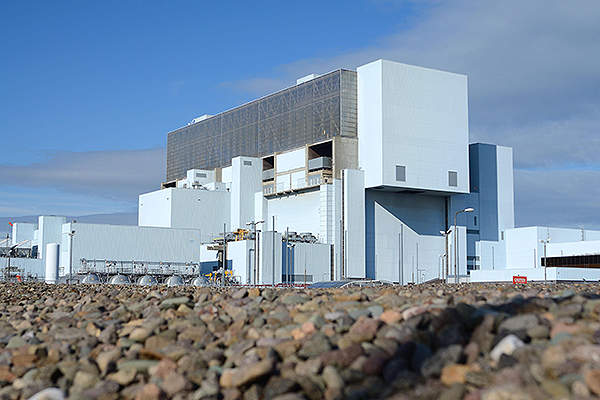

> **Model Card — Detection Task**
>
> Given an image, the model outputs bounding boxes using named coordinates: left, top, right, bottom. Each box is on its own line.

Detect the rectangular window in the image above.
left=474, top=216, right=477, bottom=226
left=196, top=173, right=207, bottom=178
left=501, top=231, right=505, bottom=240
left=396, top=165, right=406, bottom=182
left=243, top=160, right=252, bottom=166
left=448, top=171, right=458, bottom=187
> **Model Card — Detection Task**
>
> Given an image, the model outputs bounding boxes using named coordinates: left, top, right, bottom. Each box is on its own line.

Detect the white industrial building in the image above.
left=4, top=59, right=600, bottom=284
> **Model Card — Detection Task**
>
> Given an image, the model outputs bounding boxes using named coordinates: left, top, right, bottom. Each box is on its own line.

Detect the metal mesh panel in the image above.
left=166, top=70, right=357, bottom=181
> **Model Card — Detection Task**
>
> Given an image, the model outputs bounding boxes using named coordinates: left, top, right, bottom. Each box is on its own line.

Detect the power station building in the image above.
left=149, top=59, right=513, bottom=283
left=5, top=59, right=599, bottom=284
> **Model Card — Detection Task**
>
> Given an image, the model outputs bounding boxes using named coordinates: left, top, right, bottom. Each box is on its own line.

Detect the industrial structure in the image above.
left=4, top=59, right=600, bottom=284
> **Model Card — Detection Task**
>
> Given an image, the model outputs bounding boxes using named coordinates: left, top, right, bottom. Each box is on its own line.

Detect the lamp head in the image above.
left=464, top=207, right=475, bottom=213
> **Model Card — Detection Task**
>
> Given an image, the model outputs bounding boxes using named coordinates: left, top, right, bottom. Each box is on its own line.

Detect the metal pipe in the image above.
left=222, top=223, right=226, bottom=287
left=272, top=216, right=275, bottom=286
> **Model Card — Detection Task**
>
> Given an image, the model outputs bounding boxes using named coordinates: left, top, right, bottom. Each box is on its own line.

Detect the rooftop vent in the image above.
left=296, top=74, right=320, bottom=85
left=188, top=114, right=214, bottom=125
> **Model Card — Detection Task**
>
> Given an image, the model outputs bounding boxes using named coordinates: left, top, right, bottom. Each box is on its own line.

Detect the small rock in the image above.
left=441, top=364, right=473, bottom=386
left=526, top=324, right=549, bottom=340
left=298, top=334, right=331, bottom=358
left=322, top=365, right=343, bottom=390
left=348, top=317, right=380, bottom=342
left=107, top=368, right=137, bottom=385
left=117, top=359, right=159, bottom=372
left=439, top=383, right=465, bottom=400
left=130, top=327, right=151, bottom=342
left=6, top=336, right=26, bottom=349
left=232, top=288, right=247, bottom=299
left=135, top=383, right=164, bottom=400
left=160, top=372, right=187, bottom=396
left=585, top=369, right=600, bottom=395
left=421, top=345, right=463, bottom=378
left=160, top=296, right=191, bottom=309
left=402, top=306, right=428, bottom=320
left=220, top=359, right=274, bottom=388
left=72, top=371, right=98, bottom=390
left=572, top=380, right=590, bottom=397
left=379, top=310, right=402, bottom=325
left=541, top=379, right=569, bottom=398
left=490, top=334, right=524, bottom=363
left=27, top=388, right=65, bottom=400
left=96, top=348, right=120, bottom=375
left=498, top=314, right=538, bottom=333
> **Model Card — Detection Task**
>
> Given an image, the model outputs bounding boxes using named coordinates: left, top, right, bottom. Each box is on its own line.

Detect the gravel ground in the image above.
left=0, top=282, right=600, bottom=400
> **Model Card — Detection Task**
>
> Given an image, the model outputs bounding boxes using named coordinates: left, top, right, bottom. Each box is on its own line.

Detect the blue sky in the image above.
left=1, top=1, right=599, bottom=230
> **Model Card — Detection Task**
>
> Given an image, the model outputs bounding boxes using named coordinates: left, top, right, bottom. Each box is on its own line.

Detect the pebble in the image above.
left=440, top=364, right=473, bottom=386
left=220, top=360, right=274, bottom=387
left=584, top=369, right=600, bottom=395
left=490, top=334, right=524, bottom=362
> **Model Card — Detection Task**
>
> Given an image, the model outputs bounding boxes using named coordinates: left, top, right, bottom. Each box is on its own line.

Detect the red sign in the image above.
left=513, top=276, right=527, bottom=284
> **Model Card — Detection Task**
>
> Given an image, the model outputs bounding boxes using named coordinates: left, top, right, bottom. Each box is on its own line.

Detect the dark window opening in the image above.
left=448, top=171, right=458, bottom=187
left=396, top=165, right=406, bottom=182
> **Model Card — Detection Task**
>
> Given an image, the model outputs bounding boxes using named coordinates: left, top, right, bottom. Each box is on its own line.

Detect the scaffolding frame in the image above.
left=166, top=70, right=357, bottom=181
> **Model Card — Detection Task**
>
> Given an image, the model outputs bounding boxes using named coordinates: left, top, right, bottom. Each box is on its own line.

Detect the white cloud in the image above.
left=0, top=148, right=165, bottom=204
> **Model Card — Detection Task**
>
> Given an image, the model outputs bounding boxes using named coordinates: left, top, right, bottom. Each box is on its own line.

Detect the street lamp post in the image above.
left=454, top=208, right=474, bottom=284
left=68, top=229, right=76, bottom=283
left=439, top=229, right=452, bottom=281
left=540, top=238, right=551, bottom=283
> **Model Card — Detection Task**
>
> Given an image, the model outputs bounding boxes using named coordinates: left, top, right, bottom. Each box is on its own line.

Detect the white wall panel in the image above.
left=357, top=61, right=383, bottom=188
left=267, top=191, right=321, bottom=236
left=221, top=166, right=233, bottom=184
left=259, top=231, right=282, bottom=284
left=171, top=189, right=229, bottom=241
left=38, top=216, right=66, bottom=260
left=293, top=242, right=331, bottom=283
left=138, top=189, right=172, bottom=228
left=231, top=157, right=262, bottom=230
left=343, top=169, right=365, bottom=278
left=139, top=188, right=229, bottom=241
left=547, top=240, right=600, bottom=257
left=477, top=240, right=506, bottom=270
left=11, top=223, right=36, bottom=247
left=1, top=258, right=44, bottom=280
left=291, top=170, right=306, bottom=189
left=373, top=202, right=445, bottom=284
left=358, top=59, right=469, bottom=193
left=228, top=240, right=253, bottom=284
left=471, top=267, right=600, bottom=283
left=276, top=148, right=305, bottom=173
left=496, top=146, right=515, bottom=234
left=61, top=223, right=203, bottom=274
left=276, top=173, right=291, bottom=192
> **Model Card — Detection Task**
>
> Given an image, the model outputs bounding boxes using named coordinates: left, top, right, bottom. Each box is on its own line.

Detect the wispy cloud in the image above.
left=0, top=148, right=164, bottom=217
